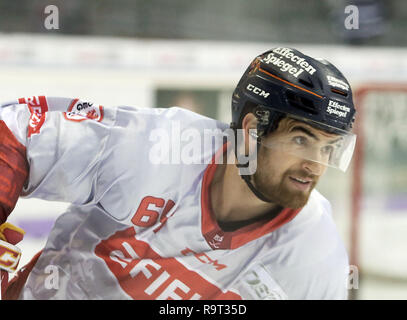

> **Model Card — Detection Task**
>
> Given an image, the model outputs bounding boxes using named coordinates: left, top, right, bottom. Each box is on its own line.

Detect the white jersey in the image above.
left=0, top=96, right=349, bottom=300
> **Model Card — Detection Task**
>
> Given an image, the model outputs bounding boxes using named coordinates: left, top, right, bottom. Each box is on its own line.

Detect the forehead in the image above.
left=274, top=117, right=339, bottom=139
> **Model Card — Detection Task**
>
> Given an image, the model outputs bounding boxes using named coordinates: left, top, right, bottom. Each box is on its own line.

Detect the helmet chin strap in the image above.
left=233, top=106, right=285, bottom=204
left=240, top=173, right=273, bottom=203
left=236, top=134, right=274, bottom=203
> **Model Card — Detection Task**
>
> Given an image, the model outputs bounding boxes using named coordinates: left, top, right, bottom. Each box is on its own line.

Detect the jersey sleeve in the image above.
left=0, top=95, right=115, bottom=206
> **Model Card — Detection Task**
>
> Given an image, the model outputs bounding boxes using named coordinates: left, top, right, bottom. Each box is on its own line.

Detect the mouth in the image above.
left=288, top=176, right=313, bottom=192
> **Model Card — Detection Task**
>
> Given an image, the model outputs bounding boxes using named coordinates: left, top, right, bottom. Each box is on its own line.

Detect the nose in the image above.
left=302, top=159, right=326, bottom=176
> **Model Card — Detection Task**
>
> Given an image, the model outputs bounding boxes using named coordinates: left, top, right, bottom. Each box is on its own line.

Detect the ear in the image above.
left=241, top=112, right=257, bottom=132
left=241, top=113, right=258, bottom=154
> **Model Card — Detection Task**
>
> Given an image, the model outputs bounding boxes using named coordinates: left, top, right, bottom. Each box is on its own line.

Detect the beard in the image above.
left=252, top=169, right=317, bottom=209
left=251, top=150, right=319, bottom=209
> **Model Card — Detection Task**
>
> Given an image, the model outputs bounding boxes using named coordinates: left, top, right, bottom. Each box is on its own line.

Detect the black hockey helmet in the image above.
left=231, top=47, right=356, bottom=137
left=230, top=48, right=357, bottom=202
left=230, top=47, right=357, bottom=202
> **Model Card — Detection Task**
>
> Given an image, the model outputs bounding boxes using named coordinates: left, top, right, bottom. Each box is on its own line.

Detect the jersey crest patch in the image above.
left=63, top=99, right=104, bottom=122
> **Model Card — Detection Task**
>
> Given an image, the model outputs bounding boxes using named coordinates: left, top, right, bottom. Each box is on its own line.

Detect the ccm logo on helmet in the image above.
left=246, top=84, right=270, bottom=98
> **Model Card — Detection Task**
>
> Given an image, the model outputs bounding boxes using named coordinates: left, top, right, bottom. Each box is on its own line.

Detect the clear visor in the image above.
left=251, top=115, right=356, bottom=172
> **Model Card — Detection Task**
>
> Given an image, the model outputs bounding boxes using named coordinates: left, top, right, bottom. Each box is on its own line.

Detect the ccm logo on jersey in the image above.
left=181, top=247, right=227, bottom=271
left=63, top=99, right=104, bottom=123
left=246, top=84, right=270, bottom=98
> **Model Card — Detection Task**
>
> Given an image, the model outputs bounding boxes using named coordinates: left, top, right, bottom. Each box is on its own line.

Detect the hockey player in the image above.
left=0, top=47, right=356, bottom=300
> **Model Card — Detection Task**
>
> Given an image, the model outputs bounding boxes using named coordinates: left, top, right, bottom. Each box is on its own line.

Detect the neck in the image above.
left=210, top=152, right=278, bottom=223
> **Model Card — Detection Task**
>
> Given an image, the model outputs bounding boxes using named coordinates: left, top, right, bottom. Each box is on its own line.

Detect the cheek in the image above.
left=258, top=147, right=287, bottom=179
left=260, top=146, right=296, bottom=173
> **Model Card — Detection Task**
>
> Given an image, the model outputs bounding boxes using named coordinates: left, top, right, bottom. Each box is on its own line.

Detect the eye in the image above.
left=293, top=136, right=308, bottom=146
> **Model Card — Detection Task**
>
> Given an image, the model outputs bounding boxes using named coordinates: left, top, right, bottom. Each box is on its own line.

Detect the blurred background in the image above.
left=1, top=0, right=406, bottom=299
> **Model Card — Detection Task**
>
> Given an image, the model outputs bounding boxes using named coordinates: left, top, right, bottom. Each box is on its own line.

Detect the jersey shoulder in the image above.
left=115, top=105, right=228, bottom=131
left=287, top=188, right=348, bottom=265
left=96, top=106, right=229, bottom=221
left=260, top=190, right=349, bottom=299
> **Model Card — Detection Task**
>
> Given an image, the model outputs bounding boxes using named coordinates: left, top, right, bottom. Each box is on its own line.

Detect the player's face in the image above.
left=252, top=118, right=339, bottom=209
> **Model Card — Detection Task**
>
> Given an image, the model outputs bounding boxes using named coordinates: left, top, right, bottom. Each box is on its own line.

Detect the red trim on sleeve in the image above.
left=201, top=143, right=301, bottom=250
left=0, top=121, right=29, bottom=224
left=18, top=96, right=49, bottom=115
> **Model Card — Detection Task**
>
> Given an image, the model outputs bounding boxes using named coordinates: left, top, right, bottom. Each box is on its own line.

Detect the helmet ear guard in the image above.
left=253, top=106, right=285, bottom=138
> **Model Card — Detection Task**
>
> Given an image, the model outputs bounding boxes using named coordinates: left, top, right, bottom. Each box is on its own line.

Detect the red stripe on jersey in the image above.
left=201, top=143, right=301, bottom=250
left=95, top=227, right=241, bottom=300
left=18, top=95, right=49, bottom=115
left=18, top=96, right=49, bottom=138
